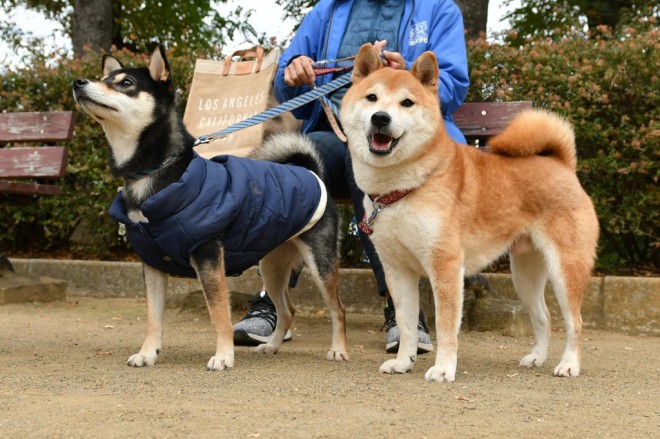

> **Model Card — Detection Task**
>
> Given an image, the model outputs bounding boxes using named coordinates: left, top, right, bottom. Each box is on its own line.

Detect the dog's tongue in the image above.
left=370, top=133, right=392, bottom=151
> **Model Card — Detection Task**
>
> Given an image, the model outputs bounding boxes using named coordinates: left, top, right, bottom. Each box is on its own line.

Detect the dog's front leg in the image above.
left=127, top=263, right=167, bottom=367
left=425, top=258, right=464, bottom=382
left=191, top=241, right=234, bottom=371
left=379, top=268, right=420, bottom=375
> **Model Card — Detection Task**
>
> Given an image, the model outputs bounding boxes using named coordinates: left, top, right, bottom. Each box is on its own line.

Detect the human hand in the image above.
left=381, top=50, right=406, bottom=70
left=372, top=40, right=405, bottom=70
left=372, top=40, right=388, bottom=54
left=284, top=56, right=316, bottom=87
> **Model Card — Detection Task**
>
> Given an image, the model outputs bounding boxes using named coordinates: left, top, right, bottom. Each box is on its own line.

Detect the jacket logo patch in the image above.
left=409, top=21, right=429, bottom=46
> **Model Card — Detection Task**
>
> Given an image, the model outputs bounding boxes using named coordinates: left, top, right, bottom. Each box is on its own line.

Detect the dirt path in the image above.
left=0, top=297, right=657, bottom=438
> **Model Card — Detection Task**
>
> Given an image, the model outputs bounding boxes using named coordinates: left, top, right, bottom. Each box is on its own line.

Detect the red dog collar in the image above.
left=358, top=189, right=412, bottom=236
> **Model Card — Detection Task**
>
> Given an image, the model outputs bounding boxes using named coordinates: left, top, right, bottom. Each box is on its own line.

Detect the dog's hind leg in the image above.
left=127, top=263, right=168, bottom=367
left=534, top=220, right=596, bottom=377
left=298, top=240, right=348, bottom=361
left=547, top=249, right=593, bottom=377
left=546, top=256, right=589, bottom=377
left=255, top=241, right=299, bottom=355
left=296, top=206, right=348, bottom=361
left=191, top=241, right=234, bottom=371
left=511, top=245, right=551, bottom=369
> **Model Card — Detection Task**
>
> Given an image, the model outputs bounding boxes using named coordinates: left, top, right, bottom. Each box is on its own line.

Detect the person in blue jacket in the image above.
left=233, top=0, right=469, bottom=353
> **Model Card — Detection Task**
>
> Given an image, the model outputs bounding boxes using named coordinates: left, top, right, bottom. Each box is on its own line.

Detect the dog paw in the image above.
left=424, top=364, right=456, bottom=382
left=326, top=348, right=349, bottom=362
left=553, top=361, right=580, bottom=377
left=520, top=353, right=546, bottom=368
left=207, top=355, right=234, bottom=371
left=126, top=351, right=158, bottom=367
left=254, top=342, right=280, bottom=355
left=379, top=358, right=414, bottom=374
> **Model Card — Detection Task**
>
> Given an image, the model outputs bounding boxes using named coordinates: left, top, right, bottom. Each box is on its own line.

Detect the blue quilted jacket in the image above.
left=109, top=154, right=323, bottom=278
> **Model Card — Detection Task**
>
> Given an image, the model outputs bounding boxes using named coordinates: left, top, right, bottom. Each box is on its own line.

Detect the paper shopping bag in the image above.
left=184, top=47, right=287, bottom=158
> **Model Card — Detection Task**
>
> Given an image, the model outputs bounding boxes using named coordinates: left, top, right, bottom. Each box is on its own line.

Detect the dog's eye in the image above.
left=366, top=94, right=377, bottom=102
left=401, top=98, right=414, bottom=108
left=120, top=78, right=133, bottom=87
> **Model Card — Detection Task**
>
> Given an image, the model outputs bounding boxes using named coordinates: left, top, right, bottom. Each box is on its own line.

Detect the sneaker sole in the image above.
left=386, top=341, right=434, bottom=355
left=233, top=330, right=293, bottom=346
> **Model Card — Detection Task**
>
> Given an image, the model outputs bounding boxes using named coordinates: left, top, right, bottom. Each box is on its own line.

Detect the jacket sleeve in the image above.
left=426, top=2, right=470, bottom=117
left=274, top=6, right=326, bottom=121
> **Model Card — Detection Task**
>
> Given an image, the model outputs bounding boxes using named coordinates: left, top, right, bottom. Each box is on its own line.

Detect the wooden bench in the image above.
left=0, top=111, right=74, bottom=197
left=453, top=101, right=533, bottom=147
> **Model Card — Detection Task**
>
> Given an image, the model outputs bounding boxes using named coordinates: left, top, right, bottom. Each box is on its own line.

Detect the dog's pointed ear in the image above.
left=410, top=51, right=439, bottom=95
left=149, top=45, right=171, bottom=83
left=102, top=55, right=123, bottom=77
left=352, top=44, right=383, bottom=84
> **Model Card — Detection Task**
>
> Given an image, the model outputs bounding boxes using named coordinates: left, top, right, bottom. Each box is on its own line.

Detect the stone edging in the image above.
left=8, top=258, right=659, bottom=337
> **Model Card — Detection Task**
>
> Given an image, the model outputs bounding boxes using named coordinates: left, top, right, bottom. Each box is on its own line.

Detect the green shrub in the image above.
left=1, top=14, right=657, bottom=274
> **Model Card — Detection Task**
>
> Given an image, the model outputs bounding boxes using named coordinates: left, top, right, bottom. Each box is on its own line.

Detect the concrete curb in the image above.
left=8, top=258, right=659, bottom=336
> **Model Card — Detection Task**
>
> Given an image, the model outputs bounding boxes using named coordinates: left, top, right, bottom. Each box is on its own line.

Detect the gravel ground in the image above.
left=0, top=297, right=657, bottom=438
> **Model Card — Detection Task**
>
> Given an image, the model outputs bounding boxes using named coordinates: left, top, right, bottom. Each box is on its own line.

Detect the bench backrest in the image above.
left=0, top=111, right=74, bottom=196
left=453, top=101, right=533, bottom=146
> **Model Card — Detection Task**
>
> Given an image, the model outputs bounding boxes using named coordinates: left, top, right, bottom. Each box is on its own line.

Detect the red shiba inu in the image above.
left=341, top=44, right=599, bottom=382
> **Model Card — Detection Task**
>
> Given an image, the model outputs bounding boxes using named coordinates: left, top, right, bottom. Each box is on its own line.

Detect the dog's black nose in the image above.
left=73, top=79, right=88, bottom=89
left=371, top=111, right=391, bottom=128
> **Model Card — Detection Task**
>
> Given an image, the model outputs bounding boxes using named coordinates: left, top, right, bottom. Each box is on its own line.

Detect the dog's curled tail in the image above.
left=250, top=132, right=326, bottom=180
left=487, top=109, right=577, bottom=170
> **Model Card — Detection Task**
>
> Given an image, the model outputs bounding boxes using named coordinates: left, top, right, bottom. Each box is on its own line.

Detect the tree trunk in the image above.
left=72, top=0, right=113, bottom=57
left=455, top=0, right=490, bottom=41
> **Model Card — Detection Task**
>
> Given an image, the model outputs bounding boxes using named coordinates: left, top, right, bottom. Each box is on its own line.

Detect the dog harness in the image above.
left=109, top=153, right=324, bottom=278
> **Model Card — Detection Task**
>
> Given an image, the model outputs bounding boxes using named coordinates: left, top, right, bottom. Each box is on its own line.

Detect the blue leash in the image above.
left=193, top=72, right=353, bottom=147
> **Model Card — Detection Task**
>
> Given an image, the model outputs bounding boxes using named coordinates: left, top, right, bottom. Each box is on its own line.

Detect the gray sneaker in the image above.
left=384, top=299, right=433, bottom=354
left=233, top=290, right=293, bottom=346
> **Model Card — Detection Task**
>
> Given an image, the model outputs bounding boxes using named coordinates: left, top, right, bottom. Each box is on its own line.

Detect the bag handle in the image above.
left=223, top=46, right=265, bottom=76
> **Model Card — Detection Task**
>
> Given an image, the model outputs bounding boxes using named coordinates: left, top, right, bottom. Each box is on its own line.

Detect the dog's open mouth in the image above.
left=368, top=133, right=400, bottom=155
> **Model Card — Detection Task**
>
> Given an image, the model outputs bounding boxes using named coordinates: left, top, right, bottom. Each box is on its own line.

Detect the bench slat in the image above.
left=0, top=147, right=68, bottom=178
left=0, top=111, right=75, bottom=143
left=454, top=101, right=533, bottom=139
left=0, top=180, right=61, bottom=196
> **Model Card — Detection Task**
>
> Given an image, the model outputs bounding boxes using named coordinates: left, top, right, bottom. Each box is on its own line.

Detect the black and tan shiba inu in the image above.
left=341, top=44, right=598, bottom=382
left=72, top=45, right=348, bottom=370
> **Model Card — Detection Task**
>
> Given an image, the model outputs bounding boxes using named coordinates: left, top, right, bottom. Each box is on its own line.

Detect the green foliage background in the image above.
left=0, top=13, right=657, bottom=274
